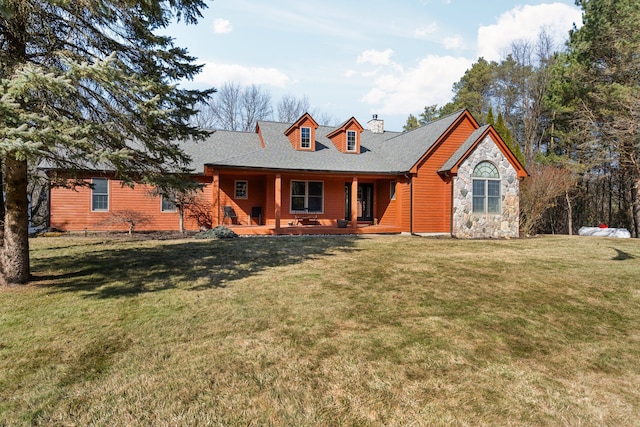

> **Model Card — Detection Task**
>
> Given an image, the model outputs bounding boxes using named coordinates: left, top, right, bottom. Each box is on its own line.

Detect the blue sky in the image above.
left=168, top=0, right=582, bottom=130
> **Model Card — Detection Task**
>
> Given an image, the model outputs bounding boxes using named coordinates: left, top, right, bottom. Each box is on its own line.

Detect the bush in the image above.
left=194, top=225, right=238, bottom=240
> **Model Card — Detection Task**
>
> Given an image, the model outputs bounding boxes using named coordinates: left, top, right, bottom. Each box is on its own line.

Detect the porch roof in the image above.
left=182, top=110, right=467, bottom=175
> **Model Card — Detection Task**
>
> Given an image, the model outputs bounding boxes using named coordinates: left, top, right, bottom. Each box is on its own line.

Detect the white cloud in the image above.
left=360, top=55, right=473, bottom=116
left=477, top=3, right=582, bottom=61
left=357, top=48, right=394, bottom=66
left=442, top=35, right=464, bottom=49
left=212, top=18, right=232, bottom=34
left=194, top=62, right=290, bottom=88
left=414, top=23, right=438, bottom=39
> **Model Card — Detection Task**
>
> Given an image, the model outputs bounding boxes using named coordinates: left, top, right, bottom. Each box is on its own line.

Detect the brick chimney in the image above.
left=367, top=114, right=384, bottom=134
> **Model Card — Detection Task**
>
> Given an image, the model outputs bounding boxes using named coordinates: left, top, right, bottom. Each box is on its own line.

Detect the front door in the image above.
left=345, top=183, right=374, bottom=221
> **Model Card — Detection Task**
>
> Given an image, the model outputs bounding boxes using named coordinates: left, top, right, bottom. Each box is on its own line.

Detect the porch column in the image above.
left=351, top=176, right=358, bottom=229
left=212, top=170, right=220, bottom=226
left=275, top=174, right=282, bottom=231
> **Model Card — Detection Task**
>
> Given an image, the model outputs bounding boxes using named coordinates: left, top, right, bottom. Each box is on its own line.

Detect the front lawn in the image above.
left=1, top=234, right=639, bottom=425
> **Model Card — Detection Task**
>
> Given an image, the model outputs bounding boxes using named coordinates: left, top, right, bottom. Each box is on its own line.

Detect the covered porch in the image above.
left=207, top=167, right=408, bottom=235
left=227, top=222, right=404, bottom=236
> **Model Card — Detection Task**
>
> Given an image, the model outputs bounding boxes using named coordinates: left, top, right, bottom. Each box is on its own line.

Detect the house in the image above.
left=45, top=109, right=528, bottom=238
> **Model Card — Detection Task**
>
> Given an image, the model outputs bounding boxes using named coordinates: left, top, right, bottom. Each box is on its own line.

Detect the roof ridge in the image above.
left=384, top=108, right=466, bottom=142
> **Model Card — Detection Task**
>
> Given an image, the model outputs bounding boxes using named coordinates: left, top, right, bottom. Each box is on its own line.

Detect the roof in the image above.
left=438, top=125, right=490, bottom=173
left=182, top=109, right=468, bottom=174
left=41, top=109, right=512, bottom=177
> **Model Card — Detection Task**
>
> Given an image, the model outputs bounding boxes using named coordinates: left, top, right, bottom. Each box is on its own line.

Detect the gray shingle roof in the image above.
left=181, top=110, right=467, bottom=174
left=39, top=110, right=471, bottom=176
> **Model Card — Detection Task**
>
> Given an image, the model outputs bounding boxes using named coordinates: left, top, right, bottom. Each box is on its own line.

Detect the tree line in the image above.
left=403, top=0, right=640, bottom=237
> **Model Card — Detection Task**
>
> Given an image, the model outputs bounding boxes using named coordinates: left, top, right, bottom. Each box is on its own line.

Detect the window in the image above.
left=91, top=178, right=109, bottom=211
left=235, top=180, right=248, bottom=199
left=472, top=162, right=500, bottom=214
left=347, top=130, right=357, bottom=152
left=300, top=127, right=311, bottom=149
left=291, top=180, right=323, bottom=212
left=390, top=181, right=397, bottom=200
left=161, top=193, right=177, bottom=212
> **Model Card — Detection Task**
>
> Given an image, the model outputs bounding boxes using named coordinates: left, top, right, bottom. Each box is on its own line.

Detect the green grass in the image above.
left=1, top=234, right=639, bottom=426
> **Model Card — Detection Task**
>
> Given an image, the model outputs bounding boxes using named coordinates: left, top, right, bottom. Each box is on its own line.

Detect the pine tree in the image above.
left=403, top=114, right=420, bottom=132
left=0, top=1, right=214, bottom=284
left=486, top=107, right=495, bottom=126
left=418, top=105, right=439, bottom=125
left=495, top=112, right=526, bottom=167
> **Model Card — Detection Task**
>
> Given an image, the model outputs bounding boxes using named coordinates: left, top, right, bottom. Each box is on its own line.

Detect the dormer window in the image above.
left=347, top=130, right=357, bottom=152
left=285, top=113, right=319, bottom=151
left=327, top=117, right=364, bottom=154
left=301, top=127, right=311, bottom=149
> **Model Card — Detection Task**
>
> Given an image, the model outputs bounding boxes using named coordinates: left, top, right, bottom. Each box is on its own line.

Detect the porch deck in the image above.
left=228, top=223, right=403, bottom=236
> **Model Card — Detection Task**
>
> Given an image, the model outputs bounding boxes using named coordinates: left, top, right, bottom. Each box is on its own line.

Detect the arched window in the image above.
left=472, top=162, right=500, bottom=214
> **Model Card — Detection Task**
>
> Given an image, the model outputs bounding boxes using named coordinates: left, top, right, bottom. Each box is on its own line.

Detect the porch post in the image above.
left=212, top=170, right=220, bottom=227
left=351, top=176, right=358, bottom=229
left=275, top=174, right=282, bottom=231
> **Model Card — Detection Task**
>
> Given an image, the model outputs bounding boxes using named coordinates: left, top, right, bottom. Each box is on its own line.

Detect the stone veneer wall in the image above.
left=452, top=136, right=520, bottom=238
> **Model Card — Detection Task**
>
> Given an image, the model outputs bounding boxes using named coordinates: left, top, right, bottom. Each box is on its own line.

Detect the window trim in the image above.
left=300, top=127, right=311, bottom=149
left=390, top=181, right=397, bottom=200
left=346, top=130, right=357, bottom=152
left=234, top=180, right=248, bottom=199
left=290, top=180, right=324, bottom=214
left=91, top=178, right=109, bottom=212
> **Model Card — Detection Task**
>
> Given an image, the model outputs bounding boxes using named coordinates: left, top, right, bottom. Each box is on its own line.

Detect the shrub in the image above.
left=194, top=225, right=238, bottom=240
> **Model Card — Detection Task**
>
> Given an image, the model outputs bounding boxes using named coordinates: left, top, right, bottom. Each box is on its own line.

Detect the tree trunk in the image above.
left=2, top=154, right=30, bottom=284
left=0, top=158, right=5, bottom=246
left=179, top=206, right=185, bottom=234
left=566, top=190, right=573, bottom=235
left=633, top=178, right=640, bottom=238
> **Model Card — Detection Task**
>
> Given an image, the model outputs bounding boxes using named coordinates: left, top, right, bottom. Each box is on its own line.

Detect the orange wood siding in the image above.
left=398, top=179, right=412, bottom=231
left=412, top=116, right=476, bottom=233
left=375, top=178, right=400, bottom=226
left=50, top=175, right=212, bottom=232
left=327, top=119, right=363, bottom=154
left=285, top=116, right=317, bottom=151
left=331, top=132, right=346, bottom=152
left=216, top=174, right=267, bottom=225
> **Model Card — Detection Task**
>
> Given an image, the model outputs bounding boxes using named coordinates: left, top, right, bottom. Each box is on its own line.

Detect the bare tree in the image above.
left=100, top=210, right=152, bottom=236
left=276, top=94, right=311, bottom=122
left=276, top=94, right=336, bottom=125
left=242, top=85, right=273, bottom=131
left=195, top=82, right=272, bottom=131
left=520, top=164, right=577, bottom=236
left=495, top=28, right=559, bottom=164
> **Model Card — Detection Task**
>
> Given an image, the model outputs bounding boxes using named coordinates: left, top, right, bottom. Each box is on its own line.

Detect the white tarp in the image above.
left=578, top=226, right=631, bottom=238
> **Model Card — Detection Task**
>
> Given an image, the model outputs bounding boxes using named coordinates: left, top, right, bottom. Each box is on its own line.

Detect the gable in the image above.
left=284, top=113, right=319, bottom=151
left=326, top=117, right=364, bottom=154
left=407, top=110, right=479, bottom=174
left=439, top=126, right=528, bottom=179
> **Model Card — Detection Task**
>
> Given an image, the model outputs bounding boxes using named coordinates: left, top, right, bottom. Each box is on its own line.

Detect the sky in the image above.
left=167, top=0, right=583, bottom=131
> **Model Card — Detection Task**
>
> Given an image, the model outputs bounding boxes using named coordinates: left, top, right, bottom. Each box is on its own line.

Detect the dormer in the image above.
left=326, top=117, right=364, bottom=154
left=284, top=113, right=319, bottom=151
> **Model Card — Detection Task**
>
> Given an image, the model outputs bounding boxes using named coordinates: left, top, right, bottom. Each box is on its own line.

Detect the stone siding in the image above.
left=452, top=136, right=520, bottom=238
